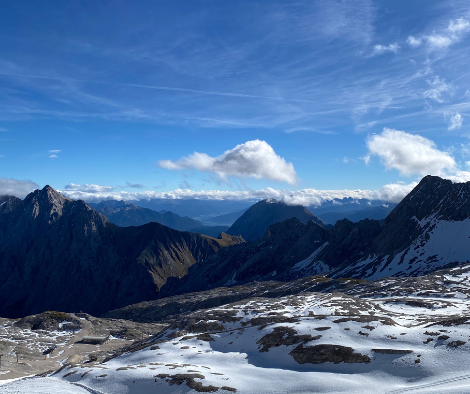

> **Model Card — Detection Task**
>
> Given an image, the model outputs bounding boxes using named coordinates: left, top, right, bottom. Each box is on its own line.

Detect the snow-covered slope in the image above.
left=5, top=266, right=470, bottom=393
left=328, top=176, right=470, bottom=279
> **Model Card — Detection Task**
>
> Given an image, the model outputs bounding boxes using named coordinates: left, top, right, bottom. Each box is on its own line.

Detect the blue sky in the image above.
left=2, top=0, right=470, bottom=203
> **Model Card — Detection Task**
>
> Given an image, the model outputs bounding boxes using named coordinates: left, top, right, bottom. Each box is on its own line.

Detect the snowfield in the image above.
left=4, top=266, right=470, bottom=393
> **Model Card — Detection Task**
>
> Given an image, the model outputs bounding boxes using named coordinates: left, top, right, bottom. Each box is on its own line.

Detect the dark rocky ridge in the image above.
left=226, top=198, right=328, bottom=242
left=0, top=195, right=22, bottom=214
left=0, top=186, right=242, bottom=318
left=332, top=176, right=470, bottom=278
left=160, top=216, right=380, bottom=297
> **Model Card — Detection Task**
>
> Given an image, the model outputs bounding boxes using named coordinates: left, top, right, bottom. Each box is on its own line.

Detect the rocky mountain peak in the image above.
left=0, top=195, right=22, bottom=214
left=226, top=198, right=326, bottom=242
left=21, top=185, right=71, bottom=222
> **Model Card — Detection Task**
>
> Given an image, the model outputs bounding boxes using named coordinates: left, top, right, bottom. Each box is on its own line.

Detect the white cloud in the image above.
left=366, top=128, right=456, bottom=177
left=409, top=17, right=470, bottom=51
left=0, top=178, right=40, bottom=198
left=48, top=149, right=61, bottom=159
left=423, top=76, right=453, bottom=103
left=63, top=183, right=116, bottom=193
left=407, top=35, right=422, bottom=47
left=159, top=140, right=299, bottom=185
left=447, top=170, right=470, bottom=183
left=426, top=34, right=453, bottom=49
left=59, top=182, right=416, bottom=205
left=448, top=18, right=470, bottom=36
left=448, top=113, right=463, bottom=130
left=371, top=43, right=400, bottom=56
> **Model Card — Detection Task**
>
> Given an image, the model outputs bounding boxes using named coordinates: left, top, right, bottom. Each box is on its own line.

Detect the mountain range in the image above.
left=315, top=204, right=396, bottom=225
left=88, top=200, right=203, bottom=230
left=0, top=186, right=242, bottom=318
left=1, top=176, right=469, bottom=319
left=161, top=176, right=470, bottom=296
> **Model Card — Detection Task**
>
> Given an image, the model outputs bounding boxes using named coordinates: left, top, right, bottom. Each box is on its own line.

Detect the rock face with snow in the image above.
left=226, top=199, right=328, bottom=242
left=39, top=263, right=470, bottom=394
left=0, top=186, right=242, bottom=318
left=160, top=176, right=470, bottom=295
left=331, top=176, right=470, bottom=279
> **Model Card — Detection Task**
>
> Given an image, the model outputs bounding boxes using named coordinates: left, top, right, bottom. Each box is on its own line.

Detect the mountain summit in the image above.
left=0, top=186, right=242, bottom=318
left=226, top=199, right=327, bottom=241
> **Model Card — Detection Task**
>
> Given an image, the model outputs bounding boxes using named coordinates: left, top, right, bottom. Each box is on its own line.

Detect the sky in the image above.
left=2, top=0, right=470, bottom=204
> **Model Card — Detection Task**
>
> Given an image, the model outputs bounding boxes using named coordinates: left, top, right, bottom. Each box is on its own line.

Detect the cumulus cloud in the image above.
left=59, top=181, right=417, bottom=205
left=448, top=113, right=463, bottom=130
left=371, top=43, right=400, bottom=56
left=159, top=140, right=299, bottom=185
left=0, top=178, right=40, bottom=198
left=423, top=76, right=453, bottom=103
left=365, top=128, right=456, bottom=177
left=447, top=170, right=470, bottom=183
left=408, top=17, right=470, bottom=51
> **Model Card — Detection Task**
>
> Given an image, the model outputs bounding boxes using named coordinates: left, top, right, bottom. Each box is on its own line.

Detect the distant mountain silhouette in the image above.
left=317, top=204, right=397, bottom=225
left=226, top=199, right=327, bottom=242
left=89, top=200, right=203, bottom=231
left=202, top=208, right=248, bottom=226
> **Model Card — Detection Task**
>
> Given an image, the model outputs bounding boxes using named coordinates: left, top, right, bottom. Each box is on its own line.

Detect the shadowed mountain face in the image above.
left=160, top=217, right=380, bottom=297
left=0, top=195, right=22, bottom=214
left=89, top=200, right=203, bottom=231
left=332, top=175, right=470, bottom=279
left=0, top=187, right=242, bottom=318
left=226, top=199, right=328, bottom=242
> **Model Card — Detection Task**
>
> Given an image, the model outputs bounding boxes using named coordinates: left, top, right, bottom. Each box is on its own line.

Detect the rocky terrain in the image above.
left=0, top=186, right=242, bottom=318
left=0, top=195, right=21, bottom=214
left=159, top=176, right=470, bottom=297
left=226, top=199, right=328, bottom=242
left=0, top=311, right=166, bottom=382
left=330, top=175, right=470, bottom=279
left=4, top=264, right=470, bottom=393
